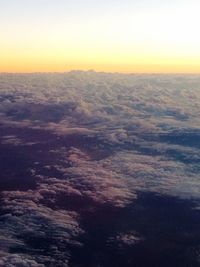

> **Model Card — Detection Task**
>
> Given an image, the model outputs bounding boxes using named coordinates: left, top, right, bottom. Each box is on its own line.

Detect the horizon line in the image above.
left=1, top=70, right=200, bottom=75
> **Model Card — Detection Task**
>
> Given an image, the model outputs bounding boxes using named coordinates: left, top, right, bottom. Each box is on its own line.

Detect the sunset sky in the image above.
left=0, top=0, right=200, bottom=73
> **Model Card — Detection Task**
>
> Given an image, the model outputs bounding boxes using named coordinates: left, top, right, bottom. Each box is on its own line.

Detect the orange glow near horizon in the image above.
left=1, top=0, right=200, bottom=73
left=1, top=63, right=200, bottom=74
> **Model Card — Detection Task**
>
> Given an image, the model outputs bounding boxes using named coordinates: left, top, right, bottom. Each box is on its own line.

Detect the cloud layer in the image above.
left=0, top=71, right=200, bottom=266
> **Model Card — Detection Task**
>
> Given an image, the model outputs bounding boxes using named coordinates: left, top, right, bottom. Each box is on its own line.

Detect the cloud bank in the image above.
left=0, top=71, right=200, bottom=266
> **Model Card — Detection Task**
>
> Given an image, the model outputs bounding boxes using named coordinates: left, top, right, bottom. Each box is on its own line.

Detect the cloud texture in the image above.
left=0, top=71, right=200, bottom=266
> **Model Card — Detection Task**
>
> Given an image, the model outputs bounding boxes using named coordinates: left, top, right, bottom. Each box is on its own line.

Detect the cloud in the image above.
left=0, top=188, right=82, bottom=266
left=1, top=72, right=200, bottom=131
left=108, top=232, right=142, bottom=247
left=0, top=72, right=200, bottom=264
left=1, top=72, right=200, bottom=202
left=0, top=254, right=45, bottom=267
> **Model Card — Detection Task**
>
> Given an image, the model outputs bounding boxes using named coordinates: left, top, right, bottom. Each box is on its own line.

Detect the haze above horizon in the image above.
left=1, top=0, right=200, bottom=73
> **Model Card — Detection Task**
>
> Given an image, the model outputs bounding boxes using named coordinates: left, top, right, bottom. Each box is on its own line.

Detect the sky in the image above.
left=0, top=0, right=200, bottom=73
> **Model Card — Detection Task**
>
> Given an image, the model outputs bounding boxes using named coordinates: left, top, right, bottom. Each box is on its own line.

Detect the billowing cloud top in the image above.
left=0, top=72, right=200, bottom=266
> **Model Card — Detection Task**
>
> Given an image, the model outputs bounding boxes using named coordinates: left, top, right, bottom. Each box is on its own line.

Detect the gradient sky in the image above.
left=0, top=0, right=200, bottom=73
